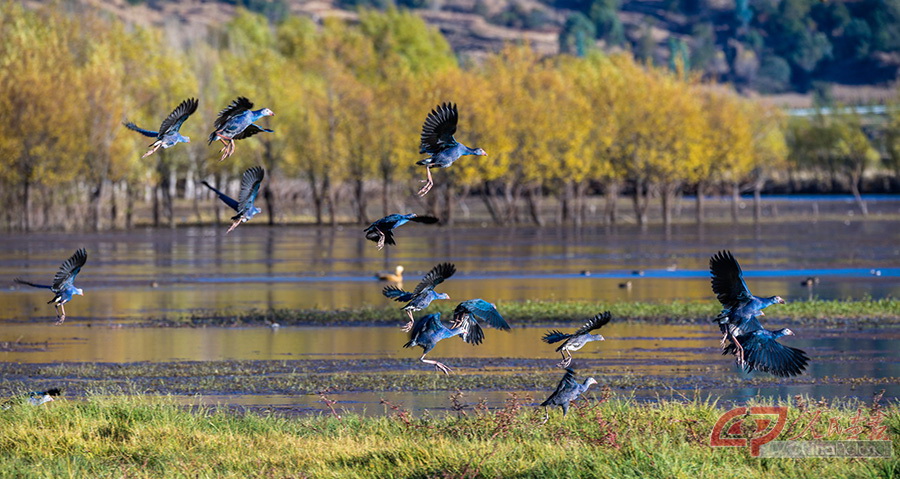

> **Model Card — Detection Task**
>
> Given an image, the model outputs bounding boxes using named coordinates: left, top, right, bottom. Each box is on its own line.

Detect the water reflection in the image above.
left=1, top=222, right=898, bottom=322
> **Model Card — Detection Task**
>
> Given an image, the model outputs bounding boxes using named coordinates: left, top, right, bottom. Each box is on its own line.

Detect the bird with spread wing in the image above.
left=710, top=250, right=808, bottom=377
left=415, top=103, right=487, bottom=197
left=202, top=166, right=265, bottom=233
left=208, top=97, right=274, bottom=161
left=124, top=98, right=199, bottom=158
left=383, top=262, right=456, bottom=331
left=15, top=249, right=87, bottom=325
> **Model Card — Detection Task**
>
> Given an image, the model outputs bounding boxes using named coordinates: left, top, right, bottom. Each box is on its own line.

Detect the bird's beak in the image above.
left=759, top=311, right=765, bottom=316
left=779, top=298, right=786, bottom=304
left=599, top=335, right=605, bottom=341
left=185, top=138, right=191, bottom=143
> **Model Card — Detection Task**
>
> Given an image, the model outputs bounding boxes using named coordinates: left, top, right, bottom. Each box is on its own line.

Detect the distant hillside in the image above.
left=48, top=0, right=900, bottom=104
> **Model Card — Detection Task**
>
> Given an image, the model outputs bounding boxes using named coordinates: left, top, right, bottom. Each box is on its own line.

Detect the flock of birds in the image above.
left=10, top=98, right=810, bottom=416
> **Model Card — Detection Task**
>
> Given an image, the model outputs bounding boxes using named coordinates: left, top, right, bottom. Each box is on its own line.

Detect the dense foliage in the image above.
left=0, top=4, right=891, bottom=231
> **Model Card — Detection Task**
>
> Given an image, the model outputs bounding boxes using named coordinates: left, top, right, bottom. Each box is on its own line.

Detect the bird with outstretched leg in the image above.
left=201, top=166, right=265, bottom=233
left=207, top=97, right=274, bottom=162
left=709, top=250, right=807, bottom=376
left=124, top=98, right=199, bottom=158
left=416, top=103, right=487, bottom=197
left=364, top=214, right=439, bottom=250
left=383, top=262, right=455, bottom=331
left=540, top=368, right=597, bottom=422
left=403, top=306, right=510, bottom=375
left=15, top=249, right=87, bottom=325
left=542, top=311, right=611, bottom=368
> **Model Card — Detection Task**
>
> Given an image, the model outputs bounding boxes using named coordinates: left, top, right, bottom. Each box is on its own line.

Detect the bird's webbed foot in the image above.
left=416, top=168, right=434, bottom=197
left=226, top=218, right=243, bottom=234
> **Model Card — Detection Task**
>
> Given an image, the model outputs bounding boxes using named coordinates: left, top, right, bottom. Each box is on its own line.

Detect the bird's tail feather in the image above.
left=13, top=278, right=51, bottom=289
left=403, top=339, right=416, bottom=348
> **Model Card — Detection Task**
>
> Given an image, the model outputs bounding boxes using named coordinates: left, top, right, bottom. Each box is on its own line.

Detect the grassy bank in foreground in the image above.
left=154, top=299, right=900, bottom=327
left=0, top=394, right=895, bottom=478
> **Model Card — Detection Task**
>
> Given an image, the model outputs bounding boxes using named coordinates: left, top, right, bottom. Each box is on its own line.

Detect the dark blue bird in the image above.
left=14, top=248, right=87, bottom=325
left=364, top=213, right=439, bottom=250
left=403, top=303, right=510, bottom=374
left=540, top=368, right=597, bottom=420
left=710, top=250, right=807, bottom=377
left=384, top=262, right=456, bottom=331
left=28, top=388, right=61, bottom=406
left=416, top=103, right=487, bottom=197
left=542, top=311, right=611, bottom=368
left=1, top=388, right=61, bottom=410
left=202, top=166, right=265, bottom=233
left=208, top=97, right=274, bottom=162
left=124, top=98, right=199, bottom=158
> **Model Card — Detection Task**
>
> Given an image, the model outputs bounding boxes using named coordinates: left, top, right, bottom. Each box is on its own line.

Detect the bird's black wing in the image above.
left=727, top=331, right=809, bottom=377
left=453, top=299, right=510, bottom=331
left=159, top=97, right=199, bottom=136
left=403, top=313, right=443, bottom=348
left=542, top=330, right=570, bottom=344
left=710, top=250, right=753, bottom=307
left=419, top=103, right=458, bottom=155
left=572, top=311, right=611, bottom=336
left=14, top=278, right=52, bottom=289
left=233, top=124, right=273, bottom=140
left=236, top=166, right=265, bottom=214
left=213, top=97, right=254, bottom=131
left=364, top=226, right=395, bottom=246
left=409, top=216, right=439, bottom=224
left=383, top=285, right=415, bottom=302
left=123, top=121, right=158, bottom=138
left=412, top=262, right=456, bottom=295
left=52, top=248, right=87, bottom=292
left=541, top=368, right=578, bottom=406
left=201, top=181, right=239, bottom=211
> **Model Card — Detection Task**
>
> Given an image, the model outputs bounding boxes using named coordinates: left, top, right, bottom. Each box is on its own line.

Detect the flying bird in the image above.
left=542, top=311, right=611, bottom=367
left=14, top=249, right=87, bottom=325
left=540, top=368, right=597, bottom=420
left=416, top=103, right=487, bottom=197
left=201, top=166, right=265, bottom=233
left=403, top=308, right=510, bottom=375
left=124, top=98, right=199, bottom=158
left=710, top=250, right=808, bottom=377
left=375, top=265, right=405, bottom=286
left=449, top=299, right=511, bottom=344
left=208, top=97, right=274, bottom=162
left=383, top=262, right=455, bottom=331
left=364, top=214, right=439, bottom=250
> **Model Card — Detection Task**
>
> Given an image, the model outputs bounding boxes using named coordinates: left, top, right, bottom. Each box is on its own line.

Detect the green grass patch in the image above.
left=0, top=393, right=895, bottom=477
left=148, top=298, right=900, bottom=328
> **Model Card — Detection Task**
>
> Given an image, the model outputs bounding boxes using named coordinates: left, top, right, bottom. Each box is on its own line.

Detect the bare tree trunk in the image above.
left=695, top=181, right=705, bottom=224
left=22, top=178, right=31, bottom=232
left=325, top=176, right=336, bottom=227
left=153, top=184, right=161, bottom=228
left=850, top=172, right=869, bottom=216
left=126, top=182, right=134, bottom=229
left=526, top=185, right=544, bottom=226
left=443, top=182, right=454, bottom=226
left=480, top=181, right=503, bottom=224
left=731, top=182, right=740, bottom=223
left=660, top=182, right=676, bottom=228
left=264, top=185, right=276, bottom=225
left=90, top=180, right=103, bottom=231
left=632, top=178, right=650, bottom=227
left=354, top=178, right=367, bottom=224
left=605, top=181, right=619, bottom=225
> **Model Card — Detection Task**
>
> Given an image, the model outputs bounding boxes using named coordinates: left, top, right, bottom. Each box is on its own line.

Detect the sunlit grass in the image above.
left=0, top=393, right=895, bottom=478
left=152, top=298, right=900, bottom=327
